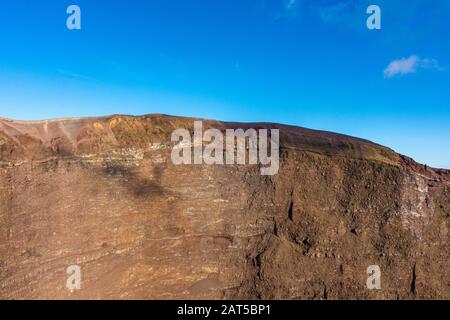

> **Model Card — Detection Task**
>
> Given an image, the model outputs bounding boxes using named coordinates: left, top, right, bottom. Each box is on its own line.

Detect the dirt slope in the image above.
left=0, top=114, right=449, bottom=299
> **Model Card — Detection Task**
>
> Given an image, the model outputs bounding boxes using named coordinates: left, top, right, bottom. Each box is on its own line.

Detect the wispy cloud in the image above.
left=285, top=0, right=297, bottom=11
left=312, top=0, right=366, bottom=29
left=319, top=1, right=352, bottom=23
left=272, top=0, right=300, bottom=20
left=56, top=69, right=92, bottom=81
left=384, top=55, right=443, bottom=78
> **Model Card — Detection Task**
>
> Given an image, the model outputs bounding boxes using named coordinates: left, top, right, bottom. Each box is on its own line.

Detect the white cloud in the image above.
left=285, top=0, right=297, bottom=11
left=273, top=0, right=299, bottom=19
left=384, top=55, right=442, bottom=78
left=319, top=1, right=353, bottom=23
left=56, top=69, right=92, bottom=81
left=384, top=55, right=419, bottom=77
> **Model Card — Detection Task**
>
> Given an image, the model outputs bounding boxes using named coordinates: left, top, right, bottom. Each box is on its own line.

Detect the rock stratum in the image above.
left=0, top=114, right=449, bottom=300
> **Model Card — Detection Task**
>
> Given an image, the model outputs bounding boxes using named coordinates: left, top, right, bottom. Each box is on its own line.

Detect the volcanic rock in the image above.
left=0, top=114, right=448, bottom=299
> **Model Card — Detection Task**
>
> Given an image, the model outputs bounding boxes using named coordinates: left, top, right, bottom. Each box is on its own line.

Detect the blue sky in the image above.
left=0, top=0, right=449, bottom=168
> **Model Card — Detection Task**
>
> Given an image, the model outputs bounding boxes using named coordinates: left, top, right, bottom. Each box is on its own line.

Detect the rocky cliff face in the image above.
left=0, top=114, right=449, bottom=299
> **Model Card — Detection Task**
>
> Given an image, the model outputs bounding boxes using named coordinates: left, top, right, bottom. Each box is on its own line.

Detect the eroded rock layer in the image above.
left=0, top=114, right=449, bottom=299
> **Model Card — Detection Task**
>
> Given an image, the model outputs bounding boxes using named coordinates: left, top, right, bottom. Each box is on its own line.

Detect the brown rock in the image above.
left=0, top=114, right=449, bottom=300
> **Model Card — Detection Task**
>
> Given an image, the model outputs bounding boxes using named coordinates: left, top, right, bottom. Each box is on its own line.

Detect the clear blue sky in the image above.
left=0, top=0, right=449, bottom=168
